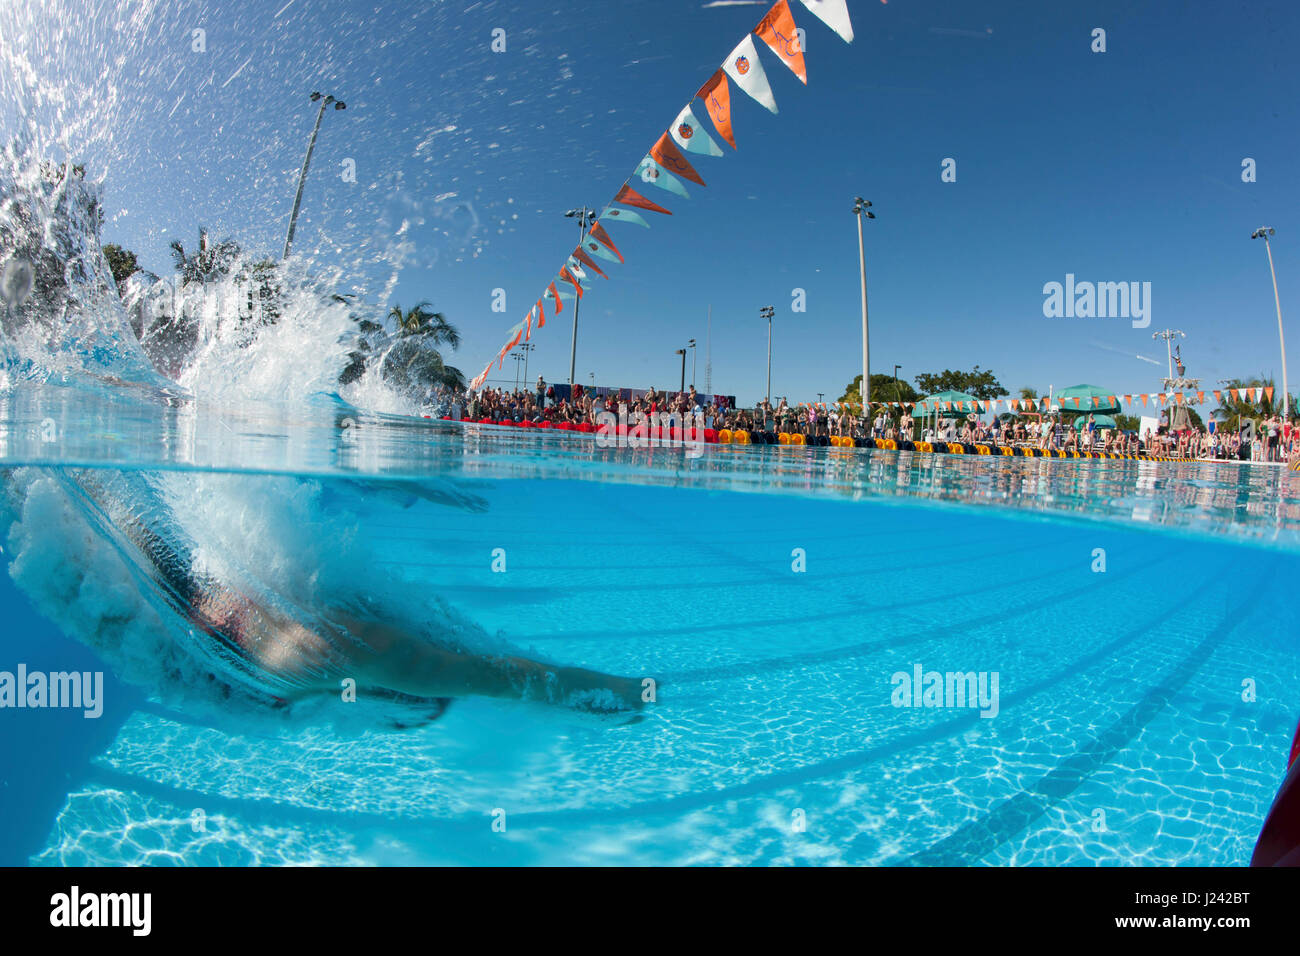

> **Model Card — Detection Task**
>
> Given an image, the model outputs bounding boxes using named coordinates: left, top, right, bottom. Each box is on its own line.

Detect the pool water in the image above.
left=2, top=398, right=1297, bottom=866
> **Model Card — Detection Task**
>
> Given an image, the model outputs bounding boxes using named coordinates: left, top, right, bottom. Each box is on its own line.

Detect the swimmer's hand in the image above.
left=553, top=666, right=649, bottom=714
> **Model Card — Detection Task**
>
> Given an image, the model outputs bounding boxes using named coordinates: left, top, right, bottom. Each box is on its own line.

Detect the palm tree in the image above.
left=380, top=301, right=464, bottom=392
left=388, top=301, right=461, bottom=349
left=169, top=228, right=240, bottom=285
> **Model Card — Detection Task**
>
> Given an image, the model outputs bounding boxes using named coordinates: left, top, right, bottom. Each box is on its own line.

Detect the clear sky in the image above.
left=5, top=0, right=1299, bottom=406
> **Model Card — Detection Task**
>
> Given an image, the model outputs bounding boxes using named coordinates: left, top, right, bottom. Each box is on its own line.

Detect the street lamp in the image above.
left=852, top=197, right=875, bottom=406
left=564, top=207, right=597, bottom=386
left=760, top=305, right=775, bottom=403
left=283, top=91, right=347, bottom=260
left=688, top=339, right=697, bottom=389
left=510, top=351, right=526, bottom=390
left=675, top=348, right=687, bottom=392
left=1251, top=227, right=1289, bottom=419
left=1151, top=329, right=1185, bottom=382
left=519, top=342, right=535, bottom=389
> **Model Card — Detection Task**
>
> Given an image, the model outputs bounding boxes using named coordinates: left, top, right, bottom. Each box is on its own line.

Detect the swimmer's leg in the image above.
left=357, top=641, right=645, bottom=713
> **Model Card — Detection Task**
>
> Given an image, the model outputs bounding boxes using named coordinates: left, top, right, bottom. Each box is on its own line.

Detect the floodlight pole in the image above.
left=284, top=92, right=346, bottom=260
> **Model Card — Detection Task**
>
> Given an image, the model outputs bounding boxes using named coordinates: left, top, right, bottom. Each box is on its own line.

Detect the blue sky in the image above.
left=7, top=0, right=1300, bottom=405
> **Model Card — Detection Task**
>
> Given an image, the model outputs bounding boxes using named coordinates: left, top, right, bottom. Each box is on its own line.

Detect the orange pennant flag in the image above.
left=587, top=222, right=623, bottom=262
left=1265, top=386, right=1275, bottom=402
left=1175, top=393, right=1184, bottom=405
left=613, top=184, right=672, bottom=216
left=1073, top=398, right=1081, bottom=408
left=650, top=132, right=706, bottom=186
left=755, top=0, right=807, bottom=84
left=1123, top=394, right=1132, bottom=404
left=547, top=283, right=561, bottom=315
left=558, top=265, right=584, bottom=298
left=572, top=246, right=608, bottom=279
left=1230, top=388, right=1239, bottom=402
left=1108, top=395, right=1117, bottom=406
left=1213, top=390, right=1222, bottom=403
left=696, top=70, right=736, bottom=149
left=524, top=308, right=532, bottom=341
left=1140, top=394, right=1148, bottom=407
left=1196, top=391, right=1204, bottom=403
left=535, top=298, right=546, bottom=329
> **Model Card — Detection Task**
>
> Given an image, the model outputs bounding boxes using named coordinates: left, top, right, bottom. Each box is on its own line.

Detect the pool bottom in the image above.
left=7, top=474, right=1297, bottom=866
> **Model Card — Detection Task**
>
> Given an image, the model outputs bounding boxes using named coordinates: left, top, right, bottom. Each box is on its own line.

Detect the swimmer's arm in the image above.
left=351, top=633, right=644, bottom=712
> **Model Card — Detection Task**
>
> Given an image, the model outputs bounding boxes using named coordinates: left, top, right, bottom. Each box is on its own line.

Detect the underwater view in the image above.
left=1, top=0, right=1299, bottom=896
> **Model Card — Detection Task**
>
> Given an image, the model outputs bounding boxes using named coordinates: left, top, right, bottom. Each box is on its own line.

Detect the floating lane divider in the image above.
left=440, top=418, right=1201, bottom=461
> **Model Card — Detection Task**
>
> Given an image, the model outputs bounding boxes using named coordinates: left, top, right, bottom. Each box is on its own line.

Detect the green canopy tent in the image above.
left=1055, top=384, right=1121, bottom=415
left=911, top=390, right=981, bottom=418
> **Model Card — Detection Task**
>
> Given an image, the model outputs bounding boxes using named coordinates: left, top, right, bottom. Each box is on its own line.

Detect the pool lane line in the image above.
left=78, top=566, right=1212, bottom=841
left=899, top=583, right=1266, bottom=866
left=662, top=544, right=1174, bottom=685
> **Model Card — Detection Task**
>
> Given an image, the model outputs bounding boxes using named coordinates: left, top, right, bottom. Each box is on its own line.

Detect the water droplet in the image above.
left=0, top=258, right=35, bottom=306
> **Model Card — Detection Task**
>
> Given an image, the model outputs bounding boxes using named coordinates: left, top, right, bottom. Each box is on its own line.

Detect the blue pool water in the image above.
left=2, top=395, right=1298, bottom=866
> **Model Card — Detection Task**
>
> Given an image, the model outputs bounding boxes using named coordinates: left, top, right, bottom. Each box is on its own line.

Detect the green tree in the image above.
left=102, top=243, right=139, bottom=285
left=380, top=301, right=464, bottom=391
left=914, top=365, right=1009, bottom=400
left=388, top=301, right=461, bottom=348
left=838, top=372, right=920, bottom=406
left=169, top=228, right=240, bottom=285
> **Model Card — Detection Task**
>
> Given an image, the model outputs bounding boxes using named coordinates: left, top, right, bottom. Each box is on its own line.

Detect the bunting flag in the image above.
left=583, top=236, right=622, bottom=265
left=635, top=156, right=691, bottom=198
left=1265, top=386, right=1274, bottom=402
left=724, top=35, right=779, bottom=113
left=587, top=222, right=624, bottom=262
left=1230, top=388, right=1239, bottom=402
left=1123, top=394, right=1132, bottom=404
left=472, top=0, right=859, bottom=389
left=1213, top=390, right=1222, bottom=403
left=650, top=131, right=706, bottom=186
left=798, top=0, right=854, bottom=44
left=565, top=259, right=589, bottom=283
left=756, top=0, right=808, bottom=84
left=1141, top=394, right=1148, bottom=407
left=670, top=103, right=724, bottom=157
left=558, top=265, right=584, bottom=297
left=572, top=246, right=609, bottom=279
left=1196, top=391, right=1204, bottom=404
left=613, top=184, right=673, bottom=215
left=696, top=70, right=736, bottom=148
left=600, top=206, right=650, bottom=229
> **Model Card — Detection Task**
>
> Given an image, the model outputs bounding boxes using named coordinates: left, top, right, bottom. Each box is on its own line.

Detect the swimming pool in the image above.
left=3, top=389, right=1297, bottom=866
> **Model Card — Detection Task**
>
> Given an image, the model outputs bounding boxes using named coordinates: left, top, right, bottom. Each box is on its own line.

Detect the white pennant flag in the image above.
left=798, top=0, right=854, bottom=44
left=670, top=103, right=724, bottom=157
left=565, top=258, right=589, bottom=282
left=635, top=156, right=690, bottom=198
left=723, top=35, right=778, bottom=114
